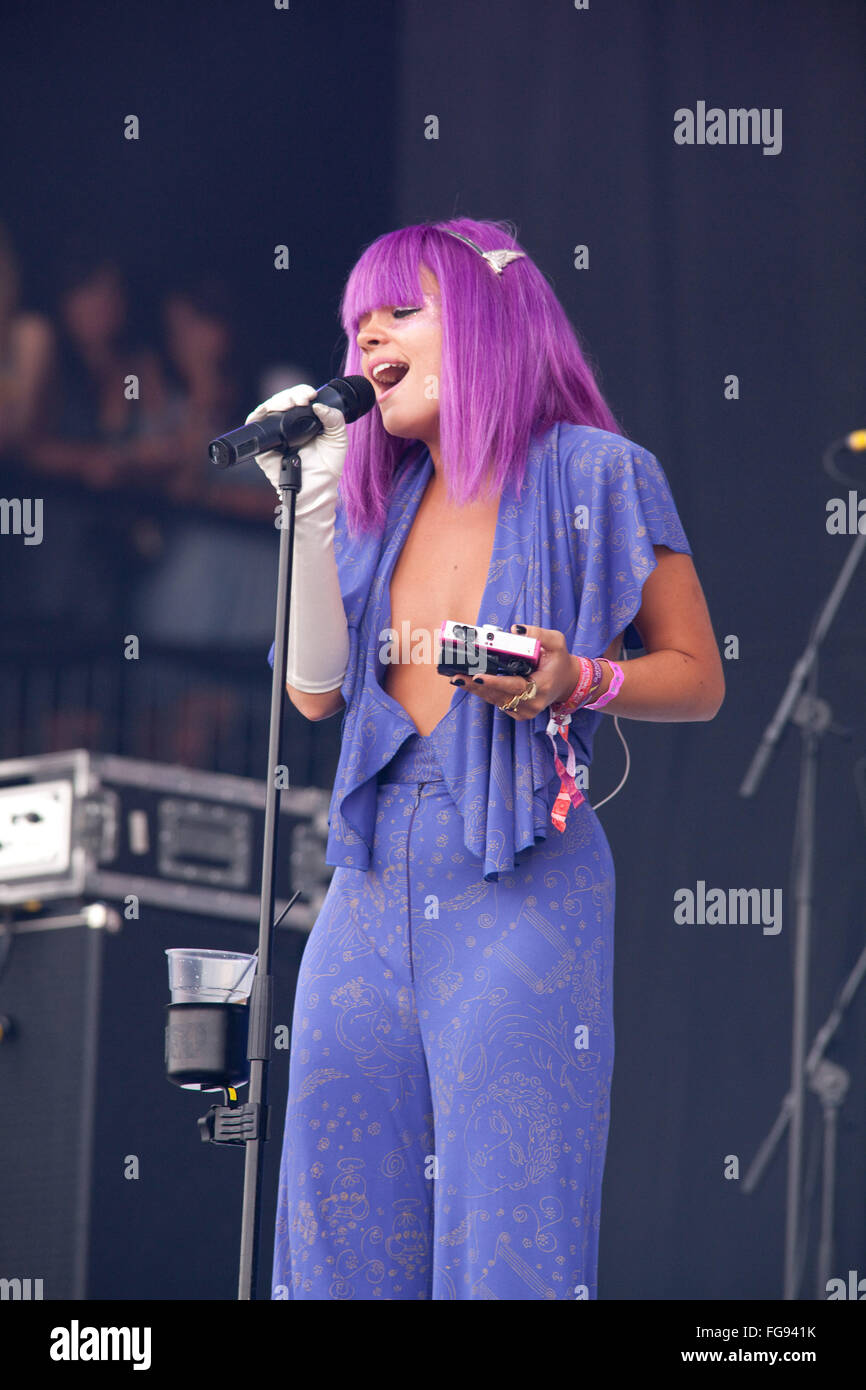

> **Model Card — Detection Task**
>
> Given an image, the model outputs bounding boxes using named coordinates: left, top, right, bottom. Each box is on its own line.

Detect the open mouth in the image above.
left=371, top=362, right=410, bottom=400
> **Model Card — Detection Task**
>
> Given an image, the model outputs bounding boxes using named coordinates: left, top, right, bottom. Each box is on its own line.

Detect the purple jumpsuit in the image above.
left=270, top=422, right=691, bottom=1299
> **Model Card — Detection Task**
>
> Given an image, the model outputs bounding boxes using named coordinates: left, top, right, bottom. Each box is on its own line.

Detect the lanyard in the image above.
left=545, top=711, right=585, bottom=832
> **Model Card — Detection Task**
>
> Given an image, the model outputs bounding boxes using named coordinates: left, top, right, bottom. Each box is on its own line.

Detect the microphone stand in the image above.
left=199, top=378, right=371, bottom=1298
left=228, top=446, right=302, bottom=1300
left=739, top=528, right=865, bottom=1300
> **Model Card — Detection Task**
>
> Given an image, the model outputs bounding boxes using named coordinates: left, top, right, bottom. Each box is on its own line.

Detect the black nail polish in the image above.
left=450, top=677, right=465, bottom=686
left=513, top=624, right=526, bottom=634
left=473, top=677, right=484, bottom=685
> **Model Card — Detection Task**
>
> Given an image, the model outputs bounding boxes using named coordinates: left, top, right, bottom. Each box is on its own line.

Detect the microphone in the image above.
left=208, top=374, right=376, bottom=470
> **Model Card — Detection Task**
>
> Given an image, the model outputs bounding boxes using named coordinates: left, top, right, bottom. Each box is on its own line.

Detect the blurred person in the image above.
left=24, top=252, right=168, bottom=489
left=127, top=277, right=282, bottom=646
left=0, top=220, right=54, bottom=456
left=0, top=246, right=150, bottom=638
left=154, top=275, right=274, bottom=520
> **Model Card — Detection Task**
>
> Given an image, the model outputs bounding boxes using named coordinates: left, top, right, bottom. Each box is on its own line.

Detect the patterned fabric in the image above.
left=326, top=422, right=691, bottom=880
left=269, top=422, right=691, bottom=1299
left=272, top=729, right=615, bottom=1300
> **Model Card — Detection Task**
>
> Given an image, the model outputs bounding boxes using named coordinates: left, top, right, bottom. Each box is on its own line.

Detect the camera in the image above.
left=437, top=620, right=541, bottom=678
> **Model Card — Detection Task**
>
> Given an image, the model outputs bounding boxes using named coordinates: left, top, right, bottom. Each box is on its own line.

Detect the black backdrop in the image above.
left=1, top=0, right=864, bottom=1299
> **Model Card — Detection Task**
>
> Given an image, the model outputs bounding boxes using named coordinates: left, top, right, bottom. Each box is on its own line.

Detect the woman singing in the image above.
left=248, top=217, right=724, bottom=1300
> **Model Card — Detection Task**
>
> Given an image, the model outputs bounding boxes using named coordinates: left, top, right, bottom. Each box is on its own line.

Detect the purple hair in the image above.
left=337, top=216, right=623, bottom=536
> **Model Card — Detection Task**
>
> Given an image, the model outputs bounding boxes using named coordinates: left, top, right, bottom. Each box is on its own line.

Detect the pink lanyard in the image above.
left=545, top=711, right=585, bottom=832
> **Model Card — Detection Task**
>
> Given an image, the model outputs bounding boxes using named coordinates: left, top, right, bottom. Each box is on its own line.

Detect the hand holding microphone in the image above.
left=239, top=381, right=361, bottom=696
left=211, top=374, right=375, bottom=697
left=244, top=383, right=348, bottom=510
left=211, top=372, right=373, bottom=486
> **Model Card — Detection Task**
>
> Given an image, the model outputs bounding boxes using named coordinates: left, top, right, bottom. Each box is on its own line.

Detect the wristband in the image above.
left=551, top=657, right=602, bottom=719
left=584, top=660, right=624, bottom=710
left=582, top=660, right=605, bottom=707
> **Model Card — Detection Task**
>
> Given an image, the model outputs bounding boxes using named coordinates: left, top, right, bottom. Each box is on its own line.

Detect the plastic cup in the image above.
left=165, top=948, right=257, bottom=1004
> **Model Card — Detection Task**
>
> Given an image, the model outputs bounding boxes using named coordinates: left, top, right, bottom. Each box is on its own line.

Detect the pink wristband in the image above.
left=552, top=657, right=603, bottom=719
left=583, top=660, right=624, bottom=710
left=554, top=656, right=594, bottom=715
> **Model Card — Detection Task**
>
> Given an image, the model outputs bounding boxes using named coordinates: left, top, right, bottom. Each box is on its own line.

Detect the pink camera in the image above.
left=437, top=621, right=541, bottom=678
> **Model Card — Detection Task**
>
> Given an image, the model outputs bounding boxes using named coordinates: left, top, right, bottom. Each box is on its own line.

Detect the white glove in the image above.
left=246, top=383, right=349, bottom=694
left=245, top=383, right=347, bottom=509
